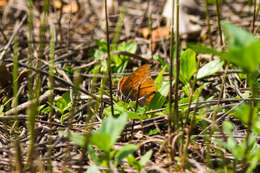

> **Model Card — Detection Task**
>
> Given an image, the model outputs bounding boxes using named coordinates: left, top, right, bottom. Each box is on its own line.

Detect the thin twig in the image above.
left=3, top=90, right=53, bottom=116
left=0, top=15, right=27, bottom=62
left=215, top=0, right=224, bottom=47
left=251, top=0, right=257, bottom=33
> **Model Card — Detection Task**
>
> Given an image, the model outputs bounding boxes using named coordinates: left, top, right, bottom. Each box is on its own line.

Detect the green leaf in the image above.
left=88, top=145, right=101, bottom=166
left=86, top=166, right=100, bottom=173
left=58, top=130, right=85, bottom=147
left=118, top=41, right=137, bottom=53
left=146, top=128, right=160, bottom=136
left=187, top=42, right=223, bottom=57
left=149, top=81, right=169, bottom=110
left=114, top=144, right=138, bottom=166
left=232, top=103, right=260, bottom=135
left=222, top=121, right=233, bottom=136
left=139, top=150, right=152, bottom=166
left=197, top=59, right=224, bottom=79
left=104, top=103, right=145, bottom=120
left=127, top=155, right=142, bottom=171
left=246, top=148, right=260, bottom=173
left=89, top=133, right=112, bottom=152
left=89, top=113, right=128, bottom=152
left=222, top=22, right=257, bottom=49
left=0, top=105, right=4, bottom=115
left=180, top=49, right=197, bottom=83
left=224, top=39, right=260, bottom=73
left=55, top=92, right=71, bottom=114
left=155, top=66, right=167, bottom=90
left=155, top=54, right=170, bottom=72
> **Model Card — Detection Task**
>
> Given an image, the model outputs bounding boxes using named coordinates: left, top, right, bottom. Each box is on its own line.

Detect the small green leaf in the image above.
left=146, top=128, right=160, bottom=136
left=155, top=54, right=170, bottom=72
left=155, top=66, right=167, bottom=90
left=246, top=148, right=260, bottom=173
left=149, top=81, right=169, bottom=109
left=104, top=103, right=145, bottom=120
left=58, top=130, right=85, bottom=147
left=180, top=49, right=197, bottom=83
left=88, top=145, right=101, bottom=166
left=89, top=133, right=111, bottom=152
left=197, top=59, right=224, bottom=79
left=90, top=113, right=128, bottom=152
left=114, top=144, right=138, bottom=166
left=232, top=103, right=260, bottom=135
left=118, top=41, right=137, bottom=53
left=127, top=155, right=142, bottom=171
left=86, top=165, right=100, bottom=173
left=0, top=105, right=4, bottom=114
left=139, top=150, right=152, bottom=166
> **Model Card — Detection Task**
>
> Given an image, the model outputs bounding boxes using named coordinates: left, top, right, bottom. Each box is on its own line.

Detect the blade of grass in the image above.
left=12, top=34, right=24, bottom=173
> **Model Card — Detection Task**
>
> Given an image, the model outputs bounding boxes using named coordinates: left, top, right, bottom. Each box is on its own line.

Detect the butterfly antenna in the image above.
left=137, top=91, right=156, bottom=103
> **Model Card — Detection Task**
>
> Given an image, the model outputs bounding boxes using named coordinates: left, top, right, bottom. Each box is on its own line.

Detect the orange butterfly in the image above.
left=118, top=64, right=156, bottom=105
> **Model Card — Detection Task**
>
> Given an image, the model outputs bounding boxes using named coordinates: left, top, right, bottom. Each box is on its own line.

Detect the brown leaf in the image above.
left=140, top=28, right=151, bottom=39
left=151, top=26, right=169, bottom=50
left=141, top=26, right=169, bottom=50
left=54, top=0, right=78, bottom=13
left=0, top=0, right=8, bottom=7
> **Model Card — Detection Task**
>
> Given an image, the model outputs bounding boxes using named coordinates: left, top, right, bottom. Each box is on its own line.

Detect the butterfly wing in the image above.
left=120, top=64, right=151, bottom=95
left=120, top=64, right=156, bottom=104
left=138, top=77, right=156, bottom=104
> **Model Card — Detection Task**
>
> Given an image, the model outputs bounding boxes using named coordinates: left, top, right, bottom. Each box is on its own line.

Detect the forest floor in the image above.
left=0, top=0, right=259, bottom=172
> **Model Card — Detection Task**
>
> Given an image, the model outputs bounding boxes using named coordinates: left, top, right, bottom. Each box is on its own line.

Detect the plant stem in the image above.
left=215, top=0, right=224, bottom=47
left=105, top=0, right=114, bottom=117
left=204, top=0, right=213, bottom=48
left=174, top=0, right=180, bottom=129
left=168, top=0, right=174, bottom=135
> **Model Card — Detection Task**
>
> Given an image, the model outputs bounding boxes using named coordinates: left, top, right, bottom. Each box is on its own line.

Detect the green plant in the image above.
left=61, top=113, right=152, bottom=172
left=214, top=121, right=260, bottom=173
left=40, top=91, right=71, bottom=123
left=127, top=150, right=152, bottom=172
left=92, top=40, right=137, bottom=74
left=0, top=98, right=13, bottom=115
left=179, top=49, right=197, bottom=84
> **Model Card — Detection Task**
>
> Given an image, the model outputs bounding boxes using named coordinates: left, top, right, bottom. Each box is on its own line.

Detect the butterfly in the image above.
left=118, top=64, right=156, bottom=105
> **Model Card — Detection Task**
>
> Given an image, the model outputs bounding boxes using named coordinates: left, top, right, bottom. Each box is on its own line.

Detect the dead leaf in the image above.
left=54, top=0, right=62, bottom=8
left=54, top=0, right=78, bottom=13
left=151, top=26, right=169, bottom=50
left=141, top=26, right=169, bottom=50
left=140, top=28, right=151, bottom=39
left=0, top=0, right=8, bottom=7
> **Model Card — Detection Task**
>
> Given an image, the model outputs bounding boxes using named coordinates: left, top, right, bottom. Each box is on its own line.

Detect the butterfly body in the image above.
left=118, top=64, right=156, bottom=105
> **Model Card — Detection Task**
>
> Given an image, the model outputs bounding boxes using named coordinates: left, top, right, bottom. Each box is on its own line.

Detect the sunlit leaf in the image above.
left=197, top=59, right=224, bottom=79
left=114, top=144, right=138, bottom=165
left=222, top=22, right=257, bottom=49
left=180, top=49, right=197, bottom=83
left=89, top=113, right=128, bottom=152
